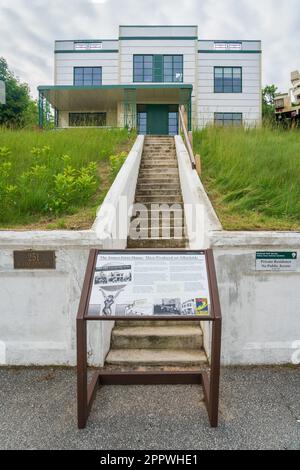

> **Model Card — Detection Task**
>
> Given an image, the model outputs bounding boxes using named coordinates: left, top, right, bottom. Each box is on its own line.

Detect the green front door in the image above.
left=147, top=105, right=169, bottom=135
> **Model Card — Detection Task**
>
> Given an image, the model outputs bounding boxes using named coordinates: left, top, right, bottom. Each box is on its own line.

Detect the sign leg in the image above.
left=209, top=318, right=222, bottom=427
left=77, top=318, right=87, bottom=429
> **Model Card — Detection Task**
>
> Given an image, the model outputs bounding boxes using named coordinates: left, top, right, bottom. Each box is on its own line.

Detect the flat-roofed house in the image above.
left=38, top=25, right=262, bottom=132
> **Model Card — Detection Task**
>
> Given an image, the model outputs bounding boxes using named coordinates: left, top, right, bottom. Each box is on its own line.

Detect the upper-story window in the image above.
left=74, top=67, right=102, bottom=86
left=74, top=42, right=103, bottom=51
left=164, top=56, right=183, bottom=82
left=214, top=67, right=242, bottom=93
left=133, top=55, right=183, bottom=83
left=214, top=42, right=242, bottom=51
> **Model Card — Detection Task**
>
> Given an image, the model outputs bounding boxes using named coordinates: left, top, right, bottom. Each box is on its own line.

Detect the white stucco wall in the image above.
left=209, top=232, right=300, bottom=365
left=0, top=232, right=96, bottom=366
left=1, top=132, right=298, bottom=366
left=197, top=40, right=262, bottom=128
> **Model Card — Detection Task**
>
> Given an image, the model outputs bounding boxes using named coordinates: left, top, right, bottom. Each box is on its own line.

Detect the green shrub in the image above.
left=0, top=162, right=17, bottom=220
left=49, top=162, right=98, bottom=214
left=0, top=128, right=134, bottom=226
left=109, top=151, right=127, bottom=179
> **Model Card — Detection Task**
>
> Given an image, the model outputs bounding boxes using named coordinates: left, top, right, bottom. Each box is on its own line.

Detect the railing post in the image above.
left=195, top=154, right=201, bottom=176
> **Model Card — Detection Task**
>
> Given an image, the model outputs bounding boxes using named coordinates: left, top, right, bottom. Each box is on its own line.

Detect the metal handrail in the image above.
left=178, top=105, right=196, bottom=169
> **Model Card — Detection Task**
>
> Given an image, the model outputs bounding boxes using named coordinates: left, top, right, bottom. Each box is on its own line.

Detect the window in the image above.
left=214, top=42, right=242, bottom=51
left=137, top=105, right=148, bottom=134
left=133, top=55, right=183, bottom=83
left=74, top=67, right=102, bottom=86
left=74, top=42, right=103, bottom=50
left=214, top=113, right=243, bottom=127
left=214, top=67, right=242, bottom=93
left=168, top=105, right=179, bottom=135
left=69, top=112, right=106, bottom=127
left=133, top=56, right=153, bottom=82
left=164, top=56, right=183, bottom=82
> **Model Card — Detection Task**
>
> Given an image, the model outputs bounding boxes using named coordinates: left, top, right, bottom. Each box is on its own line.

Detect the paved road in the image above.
left=0, top=367, right=299, bottom=450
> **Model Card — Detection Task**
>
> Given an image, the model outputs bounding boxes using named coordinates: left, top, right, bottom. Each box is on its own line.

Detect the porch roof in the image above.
left=37, top=84, right=193, bottom=111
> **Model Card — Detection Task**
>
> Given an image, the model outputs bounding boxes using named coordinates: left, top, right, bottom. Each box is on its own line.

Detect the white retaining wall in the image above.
left=1, top=133, right=299, bottom=366
left=209, top=231, right=300, bottom=365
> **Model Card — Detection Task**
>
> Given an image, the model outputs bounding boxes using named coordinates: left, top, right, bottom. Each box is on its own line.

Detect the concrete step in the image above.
left=127, top=238, right=187, bottom=249
left=136, top=189, right=181, bottom=197
left=136, top=184, right=180, bottom=191
left=137, top=179, right=180, bottom=186
left=111, top=325, right=203, bottom=350
left=128, top=227, right=185, bottom=240
left=142, top=158, right=177, bottom=163
left=141, top=161, right=178, bottom=167
left=135, top=196, right=183, bottom=204
left=130, top=217, right=185, bottom=227
left=106, top=349, right=207, bottom=367
left=132, top=205, right=184, bottom=215
left=139, top=168, right=179, bottom=175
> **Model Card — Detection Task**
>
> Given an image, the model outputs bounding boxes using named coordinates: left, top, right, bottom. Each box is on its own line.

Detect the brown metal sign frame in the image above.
left=76, top=249, right=222, bottom=429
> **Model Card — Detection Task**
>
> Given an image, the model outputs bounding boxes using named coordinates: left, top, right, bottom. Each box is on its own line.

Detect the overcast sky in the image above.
left=0, top=0, right=299, bottom=98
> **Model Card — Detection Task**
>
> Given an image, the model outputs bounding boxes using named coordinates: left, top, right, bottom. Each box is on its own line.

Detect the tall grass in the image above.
left=0, top=128, right=133, bottom=227
left=194, top=126, right=300, bottom=230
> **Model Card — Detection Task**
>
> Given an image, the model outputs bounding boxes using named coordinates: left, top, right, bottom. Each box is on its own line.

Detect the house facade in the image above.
left=38, top=25, right=262, bottom=133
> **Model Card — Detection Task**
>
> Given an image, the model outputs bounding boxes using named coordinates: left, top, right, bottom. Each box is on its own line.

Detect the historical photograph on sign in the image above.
left=88, top=252, right=210, bottom=317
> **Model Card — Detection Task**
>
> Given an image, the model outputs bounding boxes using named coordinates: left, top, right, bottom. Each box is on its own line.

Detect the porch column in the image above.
left=38, top=90, right=44, bottom=129
left=123, top=88, right=137, bottom=130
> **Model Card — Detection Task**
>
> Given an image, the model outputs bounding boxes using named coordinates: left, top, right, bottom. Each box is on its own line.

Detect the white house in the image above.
left=38, top=25, right=262, bottom=133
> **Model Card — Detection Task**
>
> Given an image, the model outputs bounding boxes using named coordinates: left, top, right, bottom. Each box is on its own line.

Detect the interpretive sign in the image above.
left=77, top=249, right=222, bottom=429
left=13, top=250, right=56, bottom=270
left=87, top=251, right=211, bottom=319
left=256, top=252, right=297, bottom=272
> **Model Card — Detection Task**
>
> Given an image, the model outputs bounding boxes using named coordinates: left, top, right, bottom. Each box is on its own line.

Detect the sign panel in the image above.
left=87, top=251, right=210, bottom=318
left=256, top=251, right=297, bottom=272
left=13, top=250, right=56, bottom=270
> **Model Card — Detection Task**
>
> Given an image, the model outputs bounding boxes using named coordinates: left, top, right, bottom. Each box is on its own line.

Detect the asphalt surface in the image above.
left=0, top=366, right=299, bottom=450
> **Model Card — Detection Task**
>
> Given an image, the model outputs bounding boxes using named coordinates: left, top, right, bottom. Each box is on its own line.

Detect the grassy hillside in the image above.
left=194, top=126, right=300, bottom=230
left=0, top=128, right=134, bottom=229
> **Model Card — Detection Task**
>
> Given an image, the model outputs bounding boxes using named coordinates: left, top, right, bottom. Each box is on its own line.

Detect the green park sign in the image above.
left=256, top=252, right=298, bottom=272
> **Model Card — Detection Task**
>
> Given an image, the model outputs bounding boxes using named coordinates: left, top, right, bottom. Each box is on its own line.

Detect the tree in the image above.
left=262, top=84, right=278, bottom=119
left=0, top=57, right=37, bottom=128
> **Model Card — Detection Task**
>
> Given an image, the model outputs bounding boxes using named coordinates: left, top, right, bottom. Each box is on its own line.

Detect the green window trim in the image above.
left=198, top=50, right=261, bottom=54
left=55, top=49, right=118, bottom=54
left=214, top=66, right=242, bottom=93
left=120, top=36, right=197, bottom=40
left=133, top=54, right=184, bottom=83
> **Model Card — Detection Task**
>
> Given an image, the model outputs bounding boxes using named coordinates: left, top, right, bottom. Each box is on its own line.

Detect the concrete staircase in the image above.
left=105, top=136, right=206, bottom=370
left=106, top=320, right=206, bottom=369
left=127, top=135, right=187, bottom=249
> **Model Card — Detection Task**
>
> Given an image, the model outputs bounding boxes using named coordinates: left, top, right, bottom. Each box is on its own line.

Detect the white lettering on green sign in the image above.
left=256, top=252, right=297, bottom=272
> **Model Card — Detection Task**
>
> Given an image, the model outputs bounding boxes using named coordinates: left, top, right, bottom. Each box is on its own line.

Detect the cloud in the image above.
left=0, top=0, right=299, bottom=98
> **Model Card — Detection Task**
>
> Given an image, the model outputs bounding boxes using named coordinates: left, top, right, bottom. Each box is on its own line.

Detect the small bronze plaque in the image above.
left=13, top=250, right=56, bottom=270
